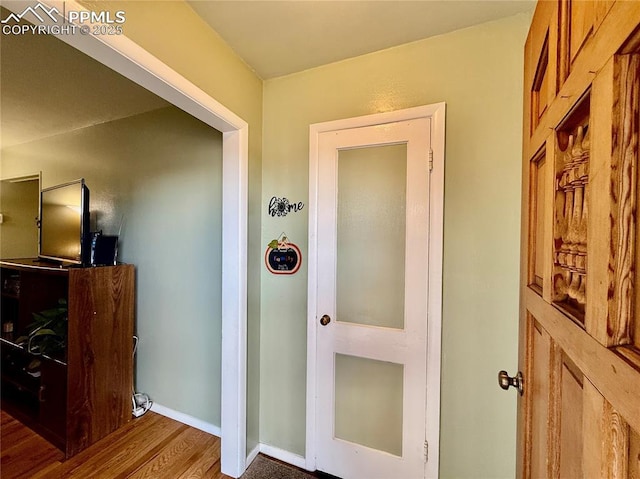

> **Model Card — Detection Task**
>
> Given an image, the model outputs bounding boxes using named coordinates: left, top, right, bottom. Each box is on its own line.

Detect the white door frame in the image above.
left=4, top=1, right=249, bottom=476
left=307, top=103, right=445, bottom=479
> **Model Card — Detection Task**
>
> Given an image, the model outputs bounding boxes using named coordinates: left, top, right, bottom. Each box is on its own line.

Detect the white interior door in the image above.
left=313, top=118, right=432, bottom=479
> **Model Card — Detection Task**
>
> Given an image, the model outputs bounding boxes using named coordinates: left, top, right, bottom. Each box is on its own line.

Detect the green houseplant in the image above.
left=16, top=299, right=68, bottom=359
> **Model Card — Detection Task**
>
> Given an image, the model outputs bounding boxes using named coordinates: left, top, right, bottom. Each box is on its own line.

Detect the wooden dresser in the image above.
left=0, top=259, right=135, bottom=458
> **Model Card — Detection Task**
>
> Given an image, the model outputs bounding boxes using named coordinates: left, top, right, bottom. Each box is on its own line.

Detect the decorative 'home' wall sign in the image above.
left=265, top=233, right=302, bottom=275
left=268, top=196, right=304, bottom=217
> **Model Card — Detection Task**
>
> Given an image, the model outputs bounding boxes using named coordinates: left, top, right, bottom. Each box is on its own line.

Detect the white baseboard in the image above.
left=150, top=406, right=309, bottom=474
left=259, top=443, right=308, bottom=470
left=246, top=443, right=260, bottom=466
left=150, top=403, right=221, bottom=437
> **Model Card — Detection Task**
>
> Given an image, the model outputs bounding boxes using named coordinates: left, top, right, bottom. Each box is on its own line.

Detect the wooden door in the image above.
left=518, top=1, right=640, bottom=477
left=313, top=118, right=432, bottom=479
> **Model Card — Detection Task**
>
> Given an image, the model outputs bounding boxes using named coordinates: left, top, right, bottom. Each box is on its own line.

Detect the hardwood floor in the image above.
left=1, top=410, right=231, bottom=478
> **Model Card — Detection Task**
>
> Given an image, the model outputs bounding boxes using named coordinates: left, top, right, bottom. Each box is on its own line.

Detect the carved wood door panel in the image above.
left=518, top=2, right=640, bottom=477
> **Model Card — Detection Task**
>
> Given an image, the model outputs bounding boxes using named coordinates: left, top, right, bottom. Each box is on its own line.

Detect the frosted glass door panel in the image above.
left=337, top=144, right=407, bottom=329
left=334, top=353, right=403, bottom=456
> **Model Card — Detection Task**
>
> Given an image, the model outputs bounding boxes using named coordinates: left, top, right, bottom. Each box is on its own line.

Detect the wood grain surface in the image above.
left=520, top=3, right=640, bottom=477
left=1, top=410, right=230, bottom=479
left=67, top=265, right=135, bottom=456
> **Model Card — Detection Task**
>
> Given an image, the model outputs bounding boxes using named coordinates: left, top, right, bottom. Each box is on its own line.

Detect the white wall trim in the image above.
left=4, top=2, right=250, bottom=476
left=246, top=443, right=261, bottom=466
left=307, top=103, right=446, bottom=478
left=306, top=123, right=321, bottom=472
left=259, top=444, right=307, bottom=470
left=151, top=403, right=222, bottom=437
left=425, top=103, right=445, bottom=479
left=150, top=407, right=306, bottom=474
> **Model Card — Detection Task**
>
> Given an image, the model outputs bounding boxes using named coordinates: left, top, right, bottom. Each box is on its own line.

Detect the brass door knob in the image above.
left=320, top=314, right=331, bottom=326
left=498, top=370, right=524, bottom=395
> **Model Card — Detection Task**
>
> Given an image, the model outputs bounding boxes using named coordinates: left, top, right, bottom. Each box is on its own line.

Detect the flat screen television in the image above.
left=39, top=179, right=90, bottom=265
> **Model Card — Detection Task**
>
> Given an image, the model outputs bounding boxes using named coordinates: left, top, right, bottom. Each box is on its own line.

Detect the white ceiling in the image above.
left=0, top=10, right=169, bottom=149
left=1, top=1, right=535, bottom=149
left=187, top=0, right=535, bottom=79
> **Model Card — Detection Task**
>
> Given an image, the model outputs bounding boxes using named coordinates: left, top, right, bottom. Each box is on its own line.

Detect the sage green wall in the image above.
left=80, top=0, right=264, bottom=453
left=1, top=107, right=226, bottom=424
left=2, top=2, right=532, bottom=471
left=261, top=14, right=530, bottom=478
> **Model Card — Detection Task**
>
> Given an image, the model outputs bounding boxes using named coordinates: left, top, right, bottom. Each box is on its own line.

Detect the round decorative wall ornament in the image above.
left=265, top=234, right=302, bottom=275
